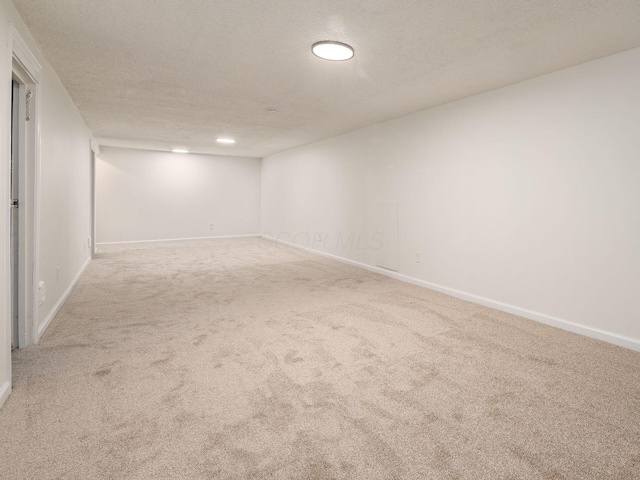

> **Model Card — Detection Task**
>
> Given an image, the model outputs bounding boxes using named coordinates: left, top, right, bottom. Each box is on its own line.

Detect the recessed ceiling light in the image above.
left=312, top=41, right=354, bottom=61
left=172, top=148, right=189, bottom=153
left=217, top=138, right=236, bottom=144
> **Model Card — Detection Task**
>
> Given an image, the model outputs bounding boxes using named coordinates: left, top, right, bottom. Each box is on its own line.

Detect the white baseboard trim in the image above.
left=0, top=380, right=10, bottom=409
left=261, top=235, right=640, bottom=352
left=36, top=256, right=92, bottom=343
left=97, top=234, right=261, bottom=246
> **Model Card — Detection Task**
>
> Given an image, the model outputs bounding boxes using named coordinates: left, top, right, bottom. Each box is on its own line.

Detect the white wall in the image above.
left=96, top=147, right=261, bottom=244
left=1, top=0, right=95, bottom=407
left=262, top=47, right=640, bottom=350
left=37, top=63, right=95, bottom=336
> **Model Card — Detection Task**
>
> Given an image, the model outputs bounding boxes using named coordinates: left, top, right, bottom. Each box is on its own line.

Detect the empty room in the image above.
left=1, top=0, right=639, bottom=478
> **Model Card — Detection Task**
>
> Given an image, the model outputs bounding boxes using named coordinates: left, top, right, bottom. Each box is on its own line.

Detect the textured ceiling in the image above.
left=12, top=0, right=640, bottom=158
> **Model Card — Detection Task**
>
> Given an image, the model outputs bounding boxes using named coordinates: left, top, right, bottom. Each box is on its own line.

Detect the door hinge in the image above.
left=26, top=90, right=33, bottom=121
left=10, top=199, right=18, bottom=208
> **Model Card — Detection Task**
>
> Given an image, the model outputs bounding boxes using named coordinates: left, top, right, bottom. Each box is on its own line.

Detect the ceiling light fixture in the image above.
left=216, top=138, right=236, bottom=144
left=172, top=148, right=189, bottom=153
left=312, top=41, right=354, bottom=61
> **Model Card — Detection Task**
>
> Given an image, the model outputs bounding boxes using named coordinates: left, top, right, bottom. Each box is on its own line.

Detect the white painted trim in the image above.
left=0, top=380, right=10, bottom=409
left=261, top=235, right=640, bottom=352
left=9, top=25, right=41, bottom=83
left=97, top=234, right=261, bottom=246
left=3, top=32, right=13, bottom=409
left=36, top=257, right=91, bottom=342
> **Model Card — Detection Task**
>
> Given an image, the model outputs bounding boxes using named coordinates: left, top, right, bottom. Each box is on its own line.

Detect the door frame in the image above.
left=5, top=25, right=42, bottom=351
left=10, top=78, right=22, bottom=349
left=90, top=148, right=97, bottom=256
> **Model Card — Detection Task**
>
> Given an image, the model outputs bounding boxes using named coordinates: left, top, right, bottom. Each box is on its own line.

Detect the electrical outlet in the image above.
left=415, top=252, right=421, bottom=263
left=314, top=233, right=322, bottom=242
left=56, top=266, right=60, bottom=281
left=209, top=223, right=215, bottom=230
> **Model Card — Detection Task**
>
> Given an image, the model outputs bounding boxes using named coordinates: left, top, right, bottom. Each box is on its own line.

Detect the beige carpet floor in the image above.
left=0, top=238, right=639, bottom=479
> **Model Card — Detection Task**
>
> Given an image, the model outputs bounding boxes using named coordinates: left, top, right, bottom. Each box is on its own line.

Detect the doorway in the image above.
left=90, top=149, right=97, bottom=257
left=10, top=80, right=20, bottom=349
left=7, top=26, right=42, bottom=350
left=9, top=74, right=30, bottom=349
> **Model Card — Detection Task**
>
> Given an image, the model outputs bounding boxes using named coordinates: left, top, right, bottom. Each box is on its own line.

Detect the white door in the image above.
left=374, top=202, right=399, bottom=272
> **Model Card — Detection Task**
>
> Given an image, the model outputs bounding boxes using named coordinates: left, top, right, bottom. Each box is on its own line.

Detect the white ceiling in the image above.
left=12, top=0, right=640, bottom=158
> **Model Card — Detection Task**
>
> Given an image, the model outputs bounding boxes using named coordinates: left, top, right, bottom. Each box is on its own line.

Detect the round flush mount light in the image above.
left=216, top=138, right=236, bottom=144
left=172, top=148, right=189, bottom=153
left=312, top=41, right=354, bottom=61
